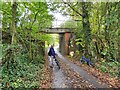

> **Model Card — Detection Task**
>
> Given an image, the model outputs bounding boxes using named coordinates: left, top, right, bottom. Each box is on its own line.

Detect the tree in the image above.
left=1, top=1, right=54, bottom=88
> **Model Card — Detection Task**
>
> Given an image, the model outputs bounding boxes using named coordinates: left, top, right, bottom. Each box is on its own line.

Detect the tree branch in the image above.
left=30, top=3, right=40, bottom=29
left=30, top=11, right=39, bottom=28
left=62, top=0, right=83, bottom=17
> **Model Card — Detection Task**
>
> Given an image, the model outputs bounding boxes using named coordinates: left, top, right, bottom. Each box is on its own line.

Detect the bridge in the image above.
left=40, top=27, right=76, bottom=34
left=41, top=27, right=76, bottom=55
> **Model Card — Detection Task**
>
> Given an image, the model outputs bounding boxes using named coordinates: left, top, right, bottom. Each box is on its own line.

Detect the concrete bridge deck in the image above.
left=40, top=28, right=76, bottom=34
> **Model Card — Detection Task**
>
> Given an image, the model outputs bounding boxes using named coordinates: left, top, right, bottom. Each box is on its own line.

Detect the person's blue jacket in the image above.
left=50, top=47, right=56, bottom=57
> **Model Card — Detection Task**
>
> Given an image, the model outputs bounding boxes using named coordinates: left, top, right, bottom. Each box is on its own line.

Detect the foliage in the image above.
left=1, top=1, right=53, bottom=89
left=1, top=44, right=44, bottom=88
left=1, top=1, right=120, bottom=88
left=97, top=61, right=120, bottom=77
left=60, top=20, right=77, bottom=28
left=50, top=1, right=120, bottom=77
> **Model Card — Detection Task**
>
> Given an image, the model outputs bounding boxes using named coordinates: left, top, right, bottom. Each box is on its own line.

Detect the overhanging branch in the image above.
left=62, top=0, right=83, bottom=17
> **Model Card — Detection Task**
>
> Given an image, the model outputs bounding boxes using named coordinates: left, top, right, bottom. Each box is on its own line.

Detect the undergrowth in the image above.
left=0, top=44, right=45, bottom=89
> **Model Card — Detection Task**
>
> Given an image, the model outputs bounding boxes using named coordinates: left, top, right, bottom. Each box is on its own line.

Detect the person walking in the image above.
left=48, top=44, right=55, bottom=67
left=48, top=44, right=60, bottom=69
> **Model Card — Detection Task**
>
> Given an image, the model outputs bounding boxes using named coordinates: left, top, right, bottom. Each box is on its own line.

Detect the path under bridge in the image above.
left=41, top=27, right=77, bottom=55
